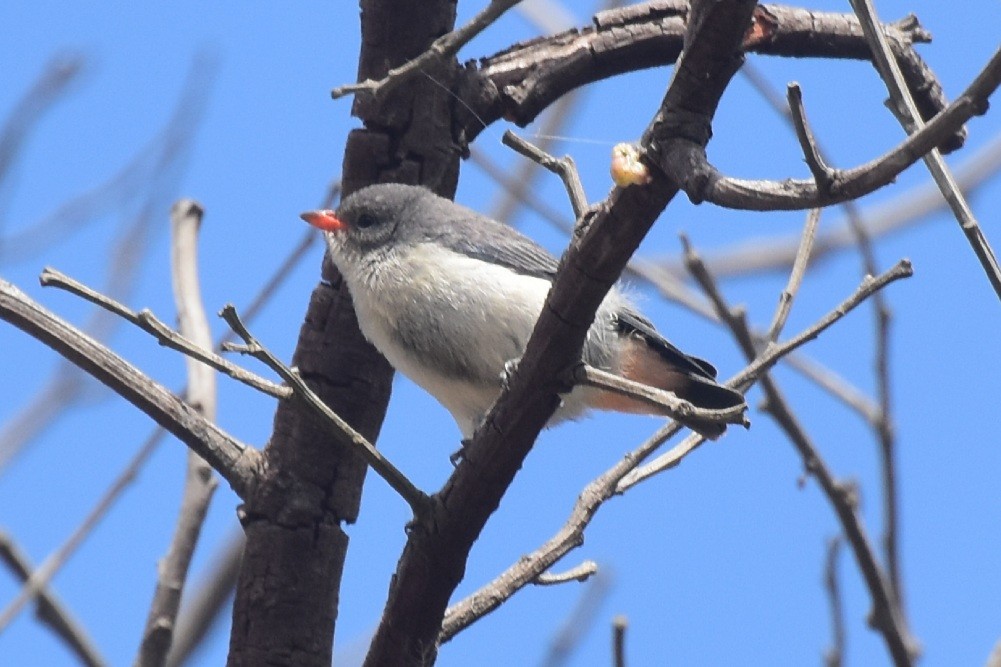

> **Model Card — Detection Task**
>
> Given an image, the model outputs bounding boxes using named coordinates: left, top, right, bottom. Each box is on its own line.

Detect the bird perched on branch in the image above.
left=301, top=183, right=744, bottom=440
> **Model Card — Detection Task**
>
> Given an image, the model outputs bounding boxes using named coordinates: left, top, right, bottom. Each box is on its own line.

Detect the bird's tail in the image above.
left=593, top=340, right=745, bottom=439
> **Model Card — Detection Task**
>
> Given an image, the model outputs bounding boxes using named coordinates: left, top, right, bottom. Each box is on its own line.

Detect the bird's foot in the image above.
left=449, top=439, right=471, bottom=467
left=500, top=357, right=521, bottom=391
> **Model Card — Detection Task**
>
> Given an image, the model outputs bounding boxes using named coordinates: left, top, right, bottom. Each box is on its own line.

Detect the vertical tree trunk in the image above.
left=227, top=2, right=462, bottom=665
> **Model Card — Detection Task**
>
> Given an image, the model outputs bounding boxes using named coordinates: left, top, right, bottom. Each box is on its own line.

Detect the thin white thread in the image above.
left=421, top=71, right=624, bottom=147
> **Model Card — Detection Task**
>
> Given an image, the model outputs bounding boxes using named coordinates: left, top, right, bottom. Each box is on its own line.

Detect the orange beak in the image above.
left=300, top=209, right=346, bottom=232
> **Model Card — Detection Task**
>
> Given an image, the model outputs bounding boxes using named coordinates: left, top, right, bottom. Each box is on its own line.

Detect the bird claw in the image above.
left=449, top=439, right=471, bottom=467
left=500, top=358, right=521, bottom=391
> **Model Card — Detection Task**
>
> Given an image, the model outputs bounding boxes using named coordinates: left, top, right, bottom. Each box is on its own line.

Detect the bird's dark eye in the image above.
left=356, top=213, right=377, bottom=229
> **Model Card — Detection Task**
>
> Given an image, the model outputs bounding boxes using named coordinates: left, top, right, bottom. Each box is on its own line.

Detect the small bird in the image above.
left=301, top=183, right=744, bottom=440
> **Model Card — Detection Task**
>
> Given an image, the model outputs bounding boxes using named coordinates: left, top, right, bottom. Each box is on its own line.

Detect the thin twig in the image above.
left=0, top=279, right=259, bottom=495
left=571, top=363, right=747, bottom=438
left=502, top=130, right=589, bottom=220
left=787, top=84, right=834, bottom=193
left=331, top=0, right=523, bottom=100
left=137, top=199, right=219, bottom=666
left=39, top=268, right=289, bottom=399
left=442, top=261, right=911, bottom=637
left=764, top=208, right=822, bottom=342
left=218, top=305, right=430, bottom=518
left=824, top=537, right=846, bottom=667
left=613, top=615, right=627, bottom=667
left=842, top=198, right=900, bottom=614
left=683, top=244, right=918, bottom=666
left=165, top=530, right=244, bottom=667
left=0, top=532, right=106, bottom=667
left=0, top=429, right=164, bottom=633
left=490, top=92, right=583, bottom=225
left=619, top=258, right=913, bottom=491
left=662, top=48, right=1001, bottom=211
left=441, top=418, right=685, bottom=642
left=850, top=0, right=1001, bottom=301
left=539, top=571, right=612, bottom=667
left=657, top=129, right=1001, bottom=280
left=534, top=561, right=599, bottom=586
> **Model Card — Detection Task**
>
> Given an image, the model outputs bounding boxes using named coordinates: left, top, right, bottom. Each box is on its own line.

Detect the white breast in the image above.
left=331, top=240, right=625, bottom=438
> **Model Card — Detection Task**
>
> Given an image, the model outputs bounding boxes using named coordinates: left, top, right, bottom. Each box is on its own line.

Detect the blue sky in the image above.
left=1, top=1, right=1000, bottom=666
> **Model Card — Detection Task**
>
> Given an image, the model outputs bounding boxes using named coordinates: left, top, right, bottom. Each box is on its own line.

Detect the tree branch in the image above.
left=455, top=2, right=952, bottom=147
left=441, top=257, right=909, bottom=640
left=137, top=199, right=220, bottom=666
left=849, top=0, right=1001, bottom=301
left=0, top=279, right=260, bottom=498
left=824, top=537, right=846, bottom=667
left=619, top=259, right=912, bottom=490
left=659, top=47, right=1000, bottom=210
left=331, top=0, right=522, bottom=101
left=39, top=268, right=289, bottom=400
left=0, top=429, right=166, bottom=634
left=0, top=532, right=106, bottom=667
left=220, top=306, right=430, bottom=518
left=682, top=245, right=918, bottom=666
left=363, top=6, right=759, bottom=661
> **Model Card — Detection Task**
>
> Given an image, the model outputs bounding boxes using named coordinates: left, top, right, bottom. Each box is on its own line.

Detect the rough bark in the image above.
left=362, top=0, right=758, bottom=664
left=226, top=1, right=461, bottom=665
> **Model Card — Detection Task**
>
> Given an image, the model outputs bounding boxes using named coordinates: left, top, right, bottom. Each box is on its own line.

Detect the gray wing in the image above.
left=434, top=204, right=717, bottom=380
left=436, top=209, right=560, bottom=280
left=615, top=309, right=719, bottom=379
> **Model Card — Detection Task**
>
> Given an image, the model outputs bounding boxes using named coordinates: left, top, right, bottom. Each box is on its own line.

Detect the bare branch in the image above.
left=570, top=363, right=747, bottom=438
left=613, top=615, right=627, bottom=667
left=39, top=268, right=289, bottom=400
left=0, top=429, right=165, bottom=633
left=219, top=306, right=430, bottom=518
left=0, top=532, right=106, bottom=667
left=534, top=561, right=599, bottom=586
left=849, top=0, right=1001, bottom=300
left=0, top=279, right=260, bottom=497
left=682, top=244, right=918, bottom=666
left=824, top=537, right=846, bottom=667
left=659, top=47, right=1001, bottom=210
left=656, top=130, right=1001, bottom=281
left=331, top=0, right=523, bottom=101
left=501, top=130, right=589, bottom=219
left=456, top=3, right=950, bottom=145
left=764, top=208, right=821, bottom=342
left=137, top=199, right=220, bottom=666
left=440, top=419, right=681, bottom=643
left=787, top=85, right=834, bottom=193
